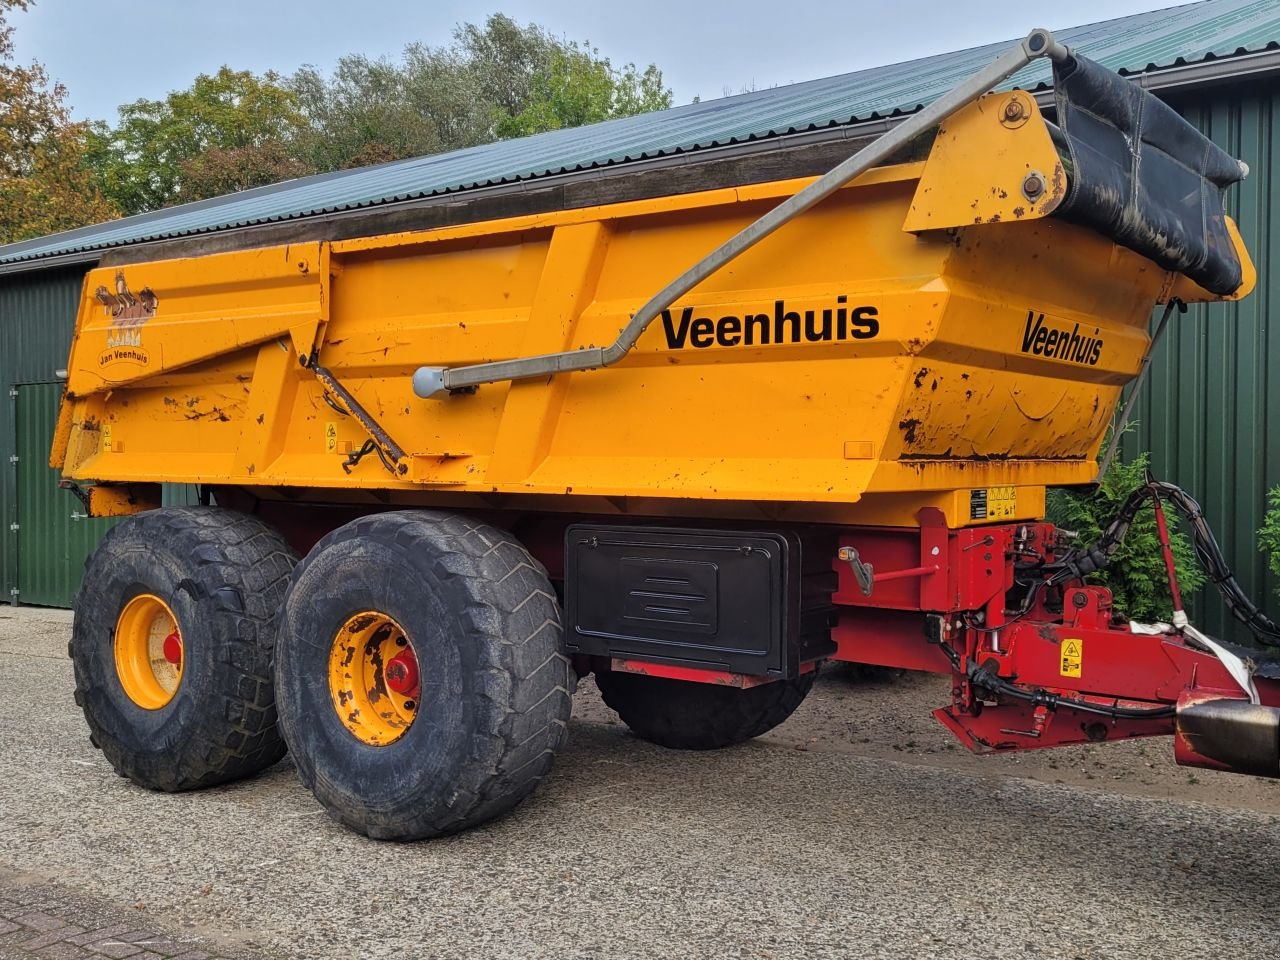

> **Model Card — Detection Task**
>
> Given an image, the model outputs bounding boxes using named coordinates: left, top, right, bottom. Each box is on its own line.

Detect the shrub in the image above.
left=1046, top=443, right=1204, bottom=622
left=1256, top=487, right=1280, bottom=583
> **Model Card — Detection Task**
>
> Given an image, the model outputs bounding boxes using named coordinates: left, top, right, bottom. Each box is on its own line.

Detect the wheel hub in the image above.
left=113, top=593, right=184, bottom=710
left=328, top=611, right=420, bottom=746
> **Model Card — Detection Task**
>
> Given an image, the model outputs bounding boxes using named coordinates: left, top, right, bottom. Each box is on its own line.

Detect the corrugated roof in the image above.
left=3, top=0, right=1278, bottom=268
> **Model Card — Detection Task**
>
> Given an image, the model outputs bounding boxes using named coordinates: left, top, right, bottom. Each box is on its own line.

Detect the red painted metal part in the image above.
left=609, top=657, right=814, bottom=688
left=385, top=649, right=420, bottom=698
left=1151, top=496, right=1185, bottom=614
left=933, top=698, right=1172, bottom=753
left=162, top=631, right=182, bottom=666
left=829, top=514, right=1280, bottom=772
left=831, top=609, right=953, bottom=674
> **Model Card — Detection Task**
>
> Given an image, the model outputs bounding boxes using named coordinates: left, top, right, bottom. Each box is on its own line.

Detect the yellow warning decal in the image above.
left=1060, top=638, right=1083, bottom=678
left=101, top=424, right=113, bottom=454
left=324, top=421, right=338, bottom=453
left=969, top=485, right=1017, bottom=521
left=987, top=485, right=1017, bottom=520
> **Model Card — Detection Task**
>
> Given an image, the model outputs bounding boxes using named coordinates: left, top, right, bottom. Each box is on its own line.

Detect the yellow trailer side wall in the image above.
left=55, top=160, right=1190, bottom=528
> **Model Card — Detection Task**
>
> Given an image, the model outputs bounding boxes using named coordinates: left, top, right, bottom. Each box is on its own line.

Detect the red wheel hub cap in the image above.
left=385, top=649, right=419, bottom=697
left=162, top=631, right=183, bottom=666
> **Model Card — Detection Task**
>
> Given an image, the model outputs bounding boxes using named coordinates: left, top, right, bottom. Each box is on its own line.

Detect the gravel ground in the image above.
left=1, top=605, right=1278, bottom=960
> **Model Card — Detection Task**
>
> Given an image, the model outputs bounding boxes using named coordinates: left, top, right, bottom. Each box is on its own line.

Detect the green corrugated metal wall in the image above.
left=1118, top=77, right=1280, bottom=642
left=0, top=267, right=197, bottom=606
left=0, top=266, right=86, bottom=605
left=14, top=383, right=119, bottom=605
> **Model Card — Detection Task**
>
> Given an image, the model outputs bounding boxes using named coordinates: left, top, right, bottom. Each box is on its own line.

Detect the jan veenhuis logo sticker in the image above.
left=97, top=271, right=158, bottom=366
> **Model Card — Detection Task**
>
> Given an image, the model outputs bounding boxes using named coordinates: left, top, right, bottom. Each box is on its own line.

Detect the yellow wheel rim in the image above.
left=329, top=611, right=420, bottom=747
left=114, top=593, right=184, bottom=710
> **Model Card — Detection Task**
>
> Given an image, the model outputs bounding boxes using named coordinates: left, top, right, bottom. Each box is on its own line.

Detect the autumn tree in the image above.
left=91, top=67, right=310, bottom=215
left=0, top=0, right=118, bottom=244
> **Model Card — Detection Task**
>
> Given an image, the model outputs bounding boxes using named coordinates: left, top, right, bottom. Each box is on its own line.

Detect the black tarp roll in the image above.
left=1051, top=53, right=1245, bottom=296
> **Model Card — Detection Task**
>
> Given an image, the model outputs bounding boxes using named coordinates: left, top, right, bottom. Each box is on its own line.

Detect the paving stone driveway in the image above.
left=0, top=872, right=253, bottom=960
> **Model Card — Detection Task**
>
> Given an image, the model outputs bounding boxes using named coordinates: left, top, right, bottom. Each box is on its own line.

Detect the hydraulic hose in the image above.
left=933, top=634, right=1177, bottom=719
left=1047, top=480, right=1280, bottom=647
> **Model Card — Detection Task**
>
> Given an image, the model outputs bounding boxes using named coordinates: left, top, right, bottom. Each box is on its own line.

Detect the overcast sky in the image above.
left=13, top=0, right=1184, bottom=122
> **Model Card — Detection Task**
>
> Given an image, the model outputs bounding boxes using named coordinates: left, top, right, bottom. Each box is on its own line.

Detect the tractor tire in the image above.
left=595, top=669, right=816, bottom=750
left=275, top=510, right=573, bottom=841
left=71, top=507, right=298, bottom=791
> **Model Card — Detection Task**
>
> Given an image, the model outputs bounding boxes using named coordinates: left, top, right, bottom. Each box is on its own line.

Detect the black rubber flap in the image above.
left=1052, top=53, right=1244, bottom=296
left=564, top=525, right=801, bottom=677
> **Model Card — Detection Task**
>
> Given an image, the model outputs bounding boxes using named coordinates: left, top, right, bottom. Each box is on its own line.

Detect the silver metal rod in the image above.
left=415, top=28, right=1066, bottom=399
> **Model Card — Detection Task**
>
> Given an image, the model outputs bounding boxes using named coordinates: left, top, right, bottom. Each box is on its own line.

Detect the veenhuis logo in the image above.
left=662, top=297, right=880, bottom=350
left=97, top=271, right=158, bottom=366
left=1020, top=309, right=1103, bottom=366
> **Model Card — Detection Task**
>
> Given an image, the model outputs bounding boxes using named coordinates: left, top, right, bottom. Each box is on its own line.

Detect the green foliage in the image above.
left=495, top=42, right=674, bottom=139
left=1256, top=487, right=1280, bottom=583
left=288, top=14, right=673, bottom=173
left=90, top=67, right=307, bottom=214
left=83, top=13, right=676, bottom=215
left=0, top=0, right=118, bottom=242
left=1046, top=441, right=1204, bottom=621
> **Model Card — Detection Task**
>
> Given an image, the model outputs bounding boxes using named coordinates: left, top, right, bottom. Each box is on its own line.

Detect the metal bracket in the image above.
left=838, top=545, right=876, bottom=597
left=58, top=479, right=91, bottom=513
left=306, top=355, right=409, bottom=477
left=414, top=28, right=1069, bottom=399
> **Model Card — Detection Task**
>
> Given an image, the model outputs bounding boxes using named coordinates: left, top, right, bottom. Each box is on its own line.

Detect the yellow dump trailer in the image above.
left=55, top=32, right=1280, bottom=840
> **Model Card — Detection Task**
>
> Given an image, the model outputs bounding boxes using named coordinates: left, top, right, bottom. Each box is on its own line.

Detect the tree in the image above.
left=290, top=14, right=674, bottom=172
left=85, top=13, right=676, bottom=215
left=91, top=67, right=309, bottom=215
left=289, top=47, right=488, bottom=174
left=0, top=0, right=118, bottom=243
left=495, top=42, right=673, bottom=138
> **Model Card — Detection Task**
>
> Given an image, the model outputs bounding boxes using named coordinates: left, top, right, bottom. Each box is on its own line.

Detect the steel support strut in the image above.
left=413, top=29, right=1070, bottom=398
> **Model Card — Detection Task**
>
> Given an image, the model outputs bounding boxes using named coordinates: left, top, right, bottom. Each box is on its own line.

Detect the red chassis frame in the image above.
left=629, top=507, right=1280, bottom=778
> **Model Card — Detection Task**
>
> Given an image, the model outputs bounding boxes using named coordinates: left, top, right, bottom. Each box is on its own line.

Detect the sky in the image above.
left=12, top=0, right=1190, bottom=123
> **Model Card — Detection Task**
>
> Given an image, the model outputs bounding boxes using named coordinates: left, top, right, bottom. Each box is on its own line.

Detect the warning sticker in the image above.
left=101, top=424, right=113, bottom=454
left=970, top=486, right=1017, bottom=521
left=324, top=421, right=338, bottom=454
left=1060, top=638, right=1083, bottom=678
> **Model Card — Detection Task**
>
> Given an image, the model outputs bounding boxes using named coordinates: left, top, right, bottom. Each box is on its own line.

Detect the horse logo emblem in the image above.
left=98, top=272, right=158, bottom=349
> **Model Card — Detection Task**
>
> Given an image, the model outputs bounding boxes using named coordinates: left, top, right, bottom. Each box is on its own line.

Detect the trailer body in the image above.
left=53, top=106, right=1240, bottom=523
left=52, top=35, right=1280, bottom=840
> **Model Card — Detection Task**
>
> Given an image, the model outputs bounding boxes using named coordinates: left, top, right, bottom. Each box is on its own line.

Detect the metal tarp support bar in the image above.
left=413, top=28, right=1069, bottom=399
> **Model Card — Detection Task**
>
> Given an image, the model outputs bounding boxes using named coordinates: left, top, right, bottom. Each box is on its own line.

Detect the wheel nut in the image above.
left=404, top=700, right=416, bottom=711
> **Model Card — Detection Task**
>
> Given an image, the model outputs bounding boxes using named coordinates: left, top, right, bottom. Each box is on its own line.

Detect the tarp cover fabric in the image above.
left=1052, top=53, right=1244, bottom=296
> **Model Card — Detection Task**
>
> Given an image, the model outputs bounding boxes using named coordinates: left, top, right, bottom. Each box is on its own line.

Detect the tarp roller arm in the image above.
left=413, top=29, right=1069, bottom=400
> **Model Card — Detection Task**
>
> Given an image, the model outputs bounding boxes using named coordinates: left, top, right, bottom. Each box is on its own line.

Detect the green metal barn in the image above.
left=3, top=0, right=1280, bottom=641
